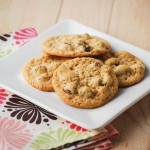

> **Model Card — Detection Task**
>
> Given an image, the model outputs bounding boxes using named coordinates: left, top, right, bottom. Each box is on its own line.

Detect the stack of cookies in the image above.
left=22, top=34, right=145, bottom=109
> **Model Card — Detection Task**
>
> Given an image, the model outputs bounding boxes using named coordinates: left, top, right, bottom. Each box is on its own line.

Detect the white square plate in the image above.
left=0, top=20, right=150, bottom=130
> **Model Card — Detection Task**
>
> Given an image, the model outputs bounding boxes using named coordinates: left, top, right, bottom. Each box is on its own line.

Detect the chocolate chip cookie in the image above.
left=101, top=51, right=145, bottom=87
left=41, top=34, right=111, bottom=57
left=22, top=54, right=70, bottom=91
left=52, top=57, right=118, bottom=108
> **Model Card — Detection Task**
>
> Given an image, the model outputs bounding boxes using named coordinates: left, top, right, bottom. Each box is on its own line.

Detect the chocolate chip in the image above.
left=64, top=89, right=72, bottom=94
left=99, top=80, right=105, bottom=86
left=95, top=62, right=100, bottom=66
left=64, top=42, right=71, bottom=46
left=115, top=63, right=119, bottom=66
left=84, top=45, right=92, bottom=52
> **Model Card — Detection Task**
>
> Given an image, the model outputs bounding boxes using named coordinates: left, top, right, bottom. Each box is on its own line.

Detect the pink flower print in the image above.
left=13, top=28, right=38, bottom=46
left=0, top=88, right=8, bottom=104
left=66, top=121, right=89, bottom=132
left=0, top=117, right=32, bottom=150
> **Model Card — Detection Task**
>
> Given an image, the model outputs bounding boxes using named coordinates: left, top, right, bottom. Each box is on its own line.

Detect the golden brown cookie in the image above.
left=41, top=34, right=111, bottom=57
left=52, top=57, right=118, bottom=108
left=100, top=51, right=145, bottom=87
left=22, top=54, right=70, bottom=91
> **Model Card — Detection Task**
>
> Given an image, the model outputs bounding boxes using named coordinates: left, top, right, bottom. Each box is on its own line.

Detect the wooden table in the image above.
left=0, top=0, right=150, bottom=149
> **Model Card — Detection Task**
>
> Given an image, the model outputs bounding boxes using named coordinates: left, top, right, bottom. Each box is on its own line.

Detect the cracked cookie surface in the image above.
left=100, top=51, right=145, bottom=87
left=22, top=54, right=70, bottom=91
left=52, top=57, right=118, bottom=108
left=41, top=34, right=111, bottom=57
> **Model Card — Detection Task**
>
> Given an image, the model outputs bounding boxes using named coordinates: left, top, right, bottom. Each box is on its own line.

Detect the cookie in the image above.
left=52, top=57, right=118, bottom=108
left=101, top=51, right=145, bottom=87
left=22, top=54, right=70, bottom=91
left=41, top=34, right=111, bottom=57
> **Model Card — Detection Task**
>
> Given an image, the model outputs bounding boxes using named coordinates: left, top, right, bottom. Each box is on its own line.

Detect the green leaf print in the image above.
left=6, top=49, right=12, bottom=55
left=0, top=49, right=12, bottom=59
left=0, top=54, right=3, bottom=58
left=31, top=128, right=91, bottom=149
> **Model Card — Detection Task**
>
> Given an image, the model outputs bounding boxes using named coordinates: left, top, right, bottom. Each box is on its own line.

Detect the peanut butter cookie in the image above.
left=41, top=34, right=111, bottom=57
left=22, top=54, right=70, bottom=91
left=52, top=57, right=118, bottom=108
left=101, top=51, right=145, bottom=87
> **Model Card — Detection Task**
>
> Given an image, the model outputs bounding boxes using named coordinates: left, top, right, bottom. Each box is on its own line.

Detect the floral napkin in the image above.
left=0, top=28, right=118, bottom=150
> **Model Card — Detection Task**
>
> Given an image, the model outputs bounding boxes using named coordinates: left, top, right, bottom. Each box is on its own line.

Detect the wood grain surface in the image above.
left=0, top=0, right=150, bottom=149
